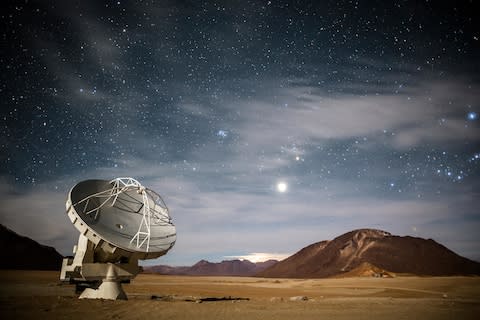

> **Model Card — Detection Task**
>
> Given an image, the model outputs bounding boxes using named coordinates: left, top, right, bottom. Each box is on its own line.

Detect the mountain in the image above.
left=0, top=224, right=63, bottom=270
left=144, top=259, right=278, bottom=276
left=257, top=229, right=480, bottom=278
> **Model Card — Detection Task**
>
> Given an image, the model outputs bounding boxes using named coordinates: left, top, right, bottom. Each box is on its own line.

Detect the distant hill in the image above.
left=144, top=259, right=278, bottom=276
left=0, top=224, right=63, bottom=270
left=257, top=229, right=480, bottom=278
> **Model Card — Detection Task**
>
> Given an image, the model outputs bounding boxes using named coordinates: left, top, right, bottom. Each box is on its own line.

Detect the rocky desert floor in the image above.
left=0, top=270, right=479, bottom=319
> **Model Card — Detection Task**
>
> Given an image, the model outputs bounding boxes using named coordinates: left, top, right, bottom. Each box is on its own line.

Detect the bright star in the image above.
left=277, top=182, right=287, bottom=193
left=217, top=130, right=228, bottom=138
left=467, top=112, right=478, bottom=120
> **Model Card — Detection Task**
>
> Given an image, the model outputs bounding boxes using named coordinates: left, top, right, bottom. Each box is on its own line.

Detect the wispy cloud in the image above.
left=224, top=79, right=480, bottom=153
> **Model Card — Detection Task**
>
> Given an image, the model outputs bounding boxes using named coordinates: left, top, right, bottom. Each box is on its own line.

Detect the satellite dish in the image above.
left=60, top=178, right=176, bottom=300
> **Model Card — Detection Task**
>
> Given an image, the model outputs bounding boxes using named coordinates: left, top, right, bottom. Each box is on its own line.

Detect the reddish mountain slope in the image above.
left=144, top=259, right=277, bottom=276
left=0, top=224, right=63, bottom=270
left=258, top=229, right=480, bottom=278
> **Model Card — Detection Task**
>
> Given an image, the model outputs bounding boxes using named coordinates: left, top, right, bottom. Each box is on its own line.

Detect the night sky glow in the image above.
left=1, top=0, right=479, bottom=265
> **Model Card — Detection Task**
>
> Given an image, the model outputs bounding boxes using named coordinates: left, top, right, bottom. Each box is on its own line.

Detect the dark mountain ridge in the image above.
left=144, top=259, right=278, bottom=276
left=0, top=224, right=63, bottom=270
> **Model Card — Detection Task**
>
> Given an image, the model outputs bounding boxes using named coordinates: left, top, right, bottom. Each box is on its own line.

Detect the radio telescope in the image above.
left=60, top=178, right=176, bottom=300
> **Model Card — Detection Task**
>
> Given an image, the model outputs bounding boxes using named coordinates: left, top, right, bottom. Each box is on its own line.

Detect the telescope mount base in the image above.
left=79, top=263, right=128, bottom=300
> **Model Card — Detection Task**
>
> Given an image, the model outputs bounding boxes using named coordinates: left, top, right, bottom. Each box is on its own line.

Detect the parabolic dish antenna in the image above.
left=60, top=178, right=176, bottom=300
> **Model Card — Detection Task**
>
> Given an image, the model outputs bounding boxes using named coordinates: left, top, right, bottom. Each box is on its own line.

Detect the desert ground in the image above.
left=0, top=270, right=479, bottom=319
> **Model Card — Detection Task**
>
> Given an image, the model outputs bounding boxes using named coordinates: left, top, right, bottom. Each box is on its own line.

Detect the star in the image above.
left=217, top=130, right=228, bottom=138
left=467, top=112, right=478, bottom=121
left=276, top=182, right=287, bottom=193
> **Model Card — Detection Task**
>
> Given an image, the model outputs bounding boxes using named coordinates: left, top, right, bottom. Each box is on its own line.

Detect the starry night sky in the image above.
left=1, top=0, right=479, bottom=265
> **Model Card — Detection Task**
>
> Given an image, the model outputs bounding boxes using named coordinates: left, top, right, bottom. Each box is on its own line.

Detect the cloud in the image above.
left=211, top=79, right=480, bottom=153
left=392, top=119, right=479, bottom=148
left=224, top=253, right=291, bottom=263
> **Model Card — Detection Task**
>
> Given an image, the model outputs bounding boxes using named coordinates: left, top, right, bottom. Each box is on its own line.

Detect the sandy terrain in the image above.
left=1, top=270, right=479, bottom=319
